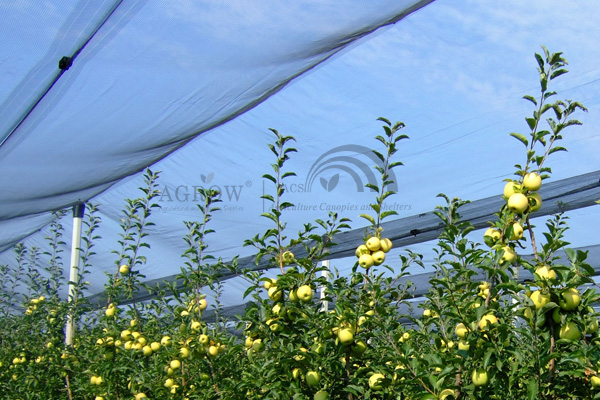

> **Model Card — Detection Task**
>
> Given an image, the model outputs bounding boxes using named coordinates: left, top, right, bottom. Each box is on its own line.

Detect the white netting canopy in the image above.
left=1, top=0, right=599, bottom=312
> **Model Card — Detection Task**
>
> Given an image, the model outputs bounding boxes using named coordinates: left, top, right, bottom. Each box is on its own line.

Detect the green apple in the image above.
left=559, top=288, right=581, bottom=311
left=372, top=250, right=386, bottom=265
left=199, top=334, right=209, bottom=346
left=478, top=314, right=498, bottom=330
left=458, top=340, right=470, bottom=351
left=484, top=227, right=501, bottom=246
left=119, top=264, right=130, bottom=274
left=503, top=181, right=522, bottom=198
left=338, top=328, right=354, bottom=345
left=509, top=222, right=524, bottom=240
left=535, top=265, right=557, bottom=284
left=179, top=347, right=190, bottom=359
left=529, top=193, right=542, bottom=212
left=559, top=321, right=581, bottom=341
left=252, top=338, right=264, bottom=351
left=500, top=246, right=517, bottom=264
left=472, top=369, right=489, bottom=387
left=587, top=319, right=599, bottom=334
left=351, top=340, right=367, bottom=356
left=263, top=278, right=276, bottom=290
left=530, top=290, right=550, bottom=310
left=355, top=245, right=370, bottom=257
left=380, top=238, right=393, bottom=253
left=522, top=172, right=542, bottom=191
left=455, top=323, right=469, bottom=339
left=268, top=286, right=283, bottom=302
left=439, top=388, right=455, bottom=399
left=369, top=373, right=385, bottom=391
left=366, top=237, right=381, bottom=251
left=552, top=308, right=561, bottom=324
left=358, top=254, right=375, bottom=269
left=296, top=285, right=313, bottom=302
left=165, top=378, right=174, bottom=388
left=314, top=390, right=330, bottom=400
left=292, top=368, right=301, bottom=380
left=306, top=371, right=320, bottom=387
left=591, top=376, right=600, bottom=388
left=508, top=193, right=529, bottom=214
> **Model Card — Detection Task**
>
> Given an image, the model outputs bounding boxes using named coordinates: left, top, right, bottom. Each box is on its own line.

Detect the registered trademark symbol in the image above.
left=245, top=180, right=252, bottom=187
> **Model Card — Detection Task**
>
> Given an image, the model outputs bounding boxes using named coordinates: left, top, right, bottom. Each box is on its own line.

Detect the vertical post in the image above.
left=320, top=259, right=330, bottom=312
left=65, top=203, right=85, bottom=346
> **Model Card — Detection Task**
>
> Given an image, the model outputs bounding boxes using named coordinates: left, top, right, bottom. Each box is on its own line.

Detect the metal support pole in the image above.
left=65, top=203, right=85, bottom=346
left=320, top=259, right=330, bottom=312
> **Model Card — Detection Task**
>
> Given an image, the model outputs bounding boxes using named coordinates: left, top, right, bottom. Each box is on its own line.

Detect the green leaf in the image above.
left=523, top=95, right=538, bottom=106
left=380, top=210, right=398, bottom=220
left=548, top=146, right=567, bottom=155
left=359, top=213, right=375, bottom=225
left=510, top=133, right=529, bottom=147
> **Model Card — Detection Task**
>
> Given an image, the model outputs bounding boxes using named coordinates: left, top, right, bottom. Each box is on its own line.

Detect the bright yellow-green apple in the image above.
left=292, top=368, right=301, bottom=380
left=355, top=245, right=370, bottom=257
left=524, top=307, right=534, bottom=322
left=358, top=253, right=375, bottom=269
left=208, top=345, right=219, bottom=357
left=504, top=181, right=522, bottom=198
left=135, top=394, right=147, bottom=400
left=380, top=238, right=393, bottom=253
left=198, top=298, right=207, bottom=311
left=119, top=264, right=130, bottom=274
left=282, top=251, right=295, bottom=264
left=191, top=321, right=202, bottom=331
left=530, top=290, right=550, bottom=310
left=523, top=172, right=542, bottom=191
left=268, top=286, right=283, bottom=301
left=121, top=330, right=131, bottom=340
left=271, top=303, right=282, bottom=316
left=150, top=342, right=160, bottom=352
left=591, top=376, right=600, bottom=388
left=306, top=371, right=321, bottom=387
left=535, top=265, right=557, bottom=284
left=263, top=278, right=276, bottom=289
left=142, top=345, right=152, bottom=356
left=165, top=378, right=175, bottom=388
left=314, top=390, right=330, bottom=400
left=559, top=321, right=581, bottom=341
left=484, top=227, right=501, bottom=244
left=372, top=250, right=386, bottom=265
left=161, top=336, right=172, bottom=346
left=179, top=347, right=190, bottom=359
left=199, top=334, right=209, bottom=345
left=288, top=289, right=299, bottom=302
left=297, top=285, right=313, bottom=302
left=458, top=340, right=470, bottom=351
left=501, top=246, right=517, bottom=264
left=478, top=314, right=498, bottom=330
left=366, top=237, right=381, bottom=251
left=439, top=388, right=455, bottom=399
left=399, top=332, right=410, bottom=343
left=455, top=323, right=469, bottom=339
left=528, top=193, right=542, bottom=212
left=244, top=336, right=254, bottom=348
left=369, top=373, right=385, bottom=391
left=338, top=328, right=354, bottom=345
left=510, top=222, right=524, bottom=240
left=559, top=288, right=581, bottom=311
left=508, top=193, right=529, bottom=214
left=105, top=306, right=115, bottom=317
left=472, top=369, right=489, bottom=387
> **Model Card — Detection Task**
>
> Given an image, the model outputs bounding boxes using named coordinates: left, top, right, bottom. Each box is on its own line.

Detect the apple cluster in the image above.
left=355, top=237, right=393, bottom=269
